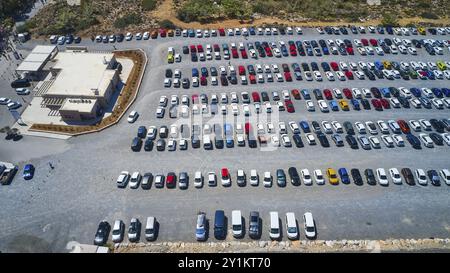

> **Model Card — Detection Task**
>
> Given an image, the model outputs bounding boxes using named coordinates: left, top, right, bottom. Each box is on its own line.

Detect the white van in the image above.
left=203, top=135, right=212, bottom=149
left=231, top=210, right=243, bottom=238
left=285, top=212, right=298, bottom=240
left=145, top=217, right=157, bottom=241
left=269, top=212, right=280, bottom=240
left=303, top=212, right=316, bottom=239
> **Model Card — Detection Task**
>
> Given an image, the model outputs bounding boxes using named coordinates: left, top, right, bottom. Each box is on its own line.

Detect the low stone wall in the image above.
left=115, top=238, right=450, bottom=253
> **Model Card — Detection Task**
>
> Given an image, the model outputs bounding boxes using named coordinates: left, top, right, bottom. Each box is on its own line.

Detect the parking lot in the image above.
left=0, top=26, right=449, bottom=252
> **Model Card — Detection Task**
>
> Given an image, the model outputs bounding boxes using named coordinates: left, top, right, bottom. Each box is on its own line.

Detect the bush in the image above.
left=420, top=12, right=439, bottom=20
left=176, top=0, right=217, bottom=23
left=142, top=0, right=158, bottom=11
left=381, top=12, right=399, bottom=27
left=159, top=19, right=176, bottom=29
left=114, top=13, right=142, bottom=29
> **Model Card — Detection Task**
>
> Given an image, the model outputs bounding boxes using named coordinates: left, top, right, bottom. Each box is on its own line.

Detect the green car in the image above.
left=409, top=70, right=418, bottom=79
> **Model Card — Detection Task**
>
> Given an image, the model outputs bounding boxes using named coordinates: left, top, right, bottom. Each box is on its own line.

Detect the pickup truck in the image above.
left=0, top=162, right=18, bottom=185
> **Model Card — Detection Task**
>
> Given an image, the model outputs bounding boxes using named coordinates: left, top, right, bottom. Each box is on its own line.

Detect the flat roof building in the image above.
left=16, top=45, right=58, bottom=72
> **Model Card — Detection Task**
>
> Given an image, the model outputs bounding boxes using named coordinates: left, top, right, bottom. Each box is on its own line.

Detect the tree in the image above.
left=381, top=12, right=399, bottom=27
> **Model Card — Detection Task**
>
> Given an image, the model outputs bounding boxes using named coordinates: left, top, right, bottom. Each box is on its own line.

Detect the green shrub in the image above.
left=159, top=19, right=176, bottom=29
left=142, top=0, right=158, bottom=11
left=420, top=12, right=439, bottom=20
left=114, top=13, right=142, bottom=29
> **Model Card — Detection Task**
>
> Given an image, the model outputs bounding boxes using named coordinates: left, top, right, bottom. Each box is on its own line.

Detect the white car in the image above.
left=415, top=169, right=428, bottom=185
left=281, top=134, right=291, bottom=147
left=389, top=168, right=402, bottom=184
left=0, top=98, right=11, bottom=105
left=368, top=136, right=381, bottom=149
left=231, top=103, right=239, bottom=116
left=409, top=120, right=421, bottom=132
left=125, top=32, right=133, bottom=41
left=376, top=168, right=389, bottom=186
left=419, top=133, right=434, bottom=148
left=306, top=100, right=315, bottom=111
left=314, top=169, right=325, bottom=185
left=381, top=135, right=394, bottom=148
left=332, top=88, right=343, bottom=99
left=305, top=133, right=316, bottom=145
left=15, top=88, right=30, bottom=95
left=365, top=121, right=378, bottom=134
left=442, top=133, right=450, bottom=146
left=321, top=121, right=333, bottom=134
left=250, top=170, right=258, bottom=186
left=355, top=122, right=366, bottom=134
left=301, top=169, right=312, bottom=185
left=392, top=134, right=404, bottom=147
left=376, top=120, right=389, bottom=134
left=271, top=135, right=280, bottom=147
left=194, top=172, right=203, bottom=188
left=331, top=121, right=343, bottom=133
left=129, top=172, right=141, bottom=189
left=325, top=71, right=335, bottom=81
left=279, top=122, right=287, bottom=134
left=313, top=71, right=322, bottom=81
left=439, top=169, right=450, bottom=185
left=418, top=119, right=432, bottom=131
left=127, top=111, right=139, bottom=123
left=432, top=98, right=444, bottom=109
left=318, top=100, right=329, bottom=112
left=336, top=71, right=346, bottom=81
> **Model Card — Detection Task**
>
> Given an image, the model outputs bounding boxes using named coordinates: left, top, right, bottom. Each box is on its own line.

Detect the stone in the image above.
left=325, top=241, right=334, bottom=247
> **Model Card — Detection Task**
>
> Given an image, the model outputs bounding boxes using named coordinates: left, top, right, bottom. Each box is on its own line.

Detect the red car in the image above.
left=221, top=168, right=230, bottom=184
left=190, top=45, right=197, bottom=53
left=291, top=89, right=301, bottom=100
left=330, top=62, right=339, bottom=71
left=245, top=122, right=252, bottom=135
left=231, top=49, right=239, bottom=58
left=285, top=100, right=295, bottom=113
left=240, top=49, right=248, bottom=59
left=252, top=92, right=261, bottom=102
left=218, top=28, right=225, bottom=36
left=323, top=89, right=333, bottom=100
left=380, top=98, right=390, bottom=109
left=192, top=94, right=199, bottom=104
left=371, top=99, right=383, bottom=111
left=238, top=65, right=246, bottom=75
left=265, top=47, right=273, bottom=57
left=397, top=119, right=410, bottom=134
left=200, top=76, right=207, bottom=86
left=369, top=39, right=378, bottom=46
left=249, top=74, right=256, bottom=84
left=213, top=44, right=220, bottom=52
left=159, top=29, right=167, bottom=37
left=346, top=47, right=354, bottom=55
left=290, top=49, right=297, bottom=56
left=343, top=88, right=353, bottom=99
left=284, top=72, right=292, bottom=82
left=166, top=172, right=176, bottom=188
left=361, top=39, right=368, bottom=46
left=345, top=71, right=354, bottom=80
left=197, top=45, right=204, bottom=53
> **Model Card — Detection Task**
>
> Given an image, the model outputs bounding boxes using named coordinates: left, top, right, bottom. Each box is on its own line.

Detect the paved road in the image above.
left=0, top=28, right=449, bottom=252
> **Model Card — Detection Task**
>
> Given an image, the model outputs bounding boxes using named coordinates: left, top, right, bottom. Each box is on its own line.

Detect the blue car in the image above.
left=200, top=67, right=208, bottom=77
left=192, top=68, right=199, bottom=77
left=406, top=133, right=421, bottom=149
left=374, top=61, right=384, bottom=71
left=410, top=87, right=421, bottom=97
left=249, top=27, right=256, bottom=35
left=299, top=121, right=310, bottom=133
left=137, top=126, right=147, bottom=138
left=431, top=88, right=443, bottom=98
left=329, top=100, right=339, bottom=111
left=338, top=168, right=350, bottom=184
left=442, top=88, right=450, bottom=97
left=380, top=88, right=391, bottom=98
left=301, top=89, right=311, bottom=100
left=350, top=99, right=360, bottom=110
left=23, top=164, right=35, bottom=180
left=188, top=29, right=195, bottom=37
left=426, top=70, right=435, bottom=80
left=322, top=46, right=329, bottom=55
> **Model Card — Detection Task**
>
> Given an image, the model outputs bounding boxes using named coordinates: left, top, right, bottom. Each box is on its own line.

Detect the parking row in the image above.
left=115, top=167, right=450, bottom=190
left=94, top=210, right=317, bottom=246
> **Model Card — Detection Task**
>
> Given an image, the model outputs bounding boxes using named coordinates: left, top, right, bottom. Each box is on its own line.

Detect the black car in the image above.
left=261, top=91, right=270, bottom=102
left=128, top=219, right=141, bottom=243
left=370, top=87, right=381, bottom=98
left=215, top=137, right=224, bottom=149
left=288, top=167, right=300, bottom=186
left=165, top=69, right=173, bottom=78
left=214, top=210, right=227, bottom=240
left=343, top=121, right=355, bottom=135
left=192, top=136, right=201, bottom=148
left=182, top=45, right=189, bottom=54
left=398, top=96, right=410, bottom=108
left=361, top=99, right=371, bottom=110
left=313, top=89, right=323, bottom=100
left=144, top=138, right=154, bottom=151
left=311, top=62, right=319, bottom=71
left=74, top=36, right=81, bottom=43
left=389, top=87, right=400, bottom=97
left=317, top=133, right=330, bottom=147
left=137, top=126, right=147, bottom=138
left=301, top=62, right=310, bottom=71
left=156, top=139, right=166, bottom=151
left=345, top=134, right=358, bottom=149
left=182, top=78, right=190, bottom=88
left=351, top=169, right=363, bottom=185
left=401, top=168, right=415, bottom=185
left=430, top=119, right=445, bottom=133
left=427, top=170, right=441, bottom=186
left=248, top=211, right=260, bottom=239
left=364, top=169, right=376, bottom=185
left=292, top=134, right=304, bottom=148
left=429, top=133, right=444, bottom=146
left=141, top=173, right=154, bottom=190
left=311, top=121, right=321, bottom=133
left=116, top=34, right=124, bottom=42
left=131, top=137, right=142, bottom=152
left=248, top=139, right=257, bottom=148
left=94, top=221, right=111, bottom=246
left=276, top=169, right=287, bottom=187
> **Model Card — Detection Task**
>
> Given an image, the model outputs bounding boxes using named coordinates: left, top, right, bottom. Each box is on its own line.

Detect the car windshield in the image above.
left=232, top=225, right=242, bottom=231
left=112, top=229, right=121, bottom=235
left=306, top=226, right=315, bottom=232
left=270, top=228, right=279, bottom=234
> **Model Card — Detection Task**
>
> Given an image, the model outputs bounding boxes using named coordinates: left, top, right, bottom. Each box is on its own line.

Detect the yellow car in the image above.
left=382, top=61, right=391, bottom=69
left=418, top=27, right=426, bottom=35
left=167, top=53, right=174, bottom=63
left=437, top=61, right=447, bottom=71
left=327, top=168, right=339, bottom=185
left=338, top=100, right=349, bottom=111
